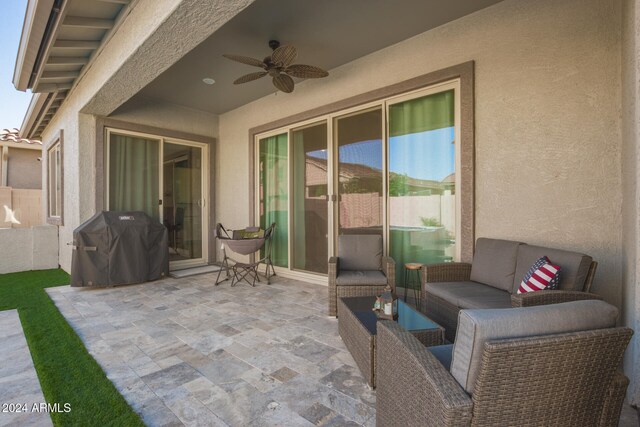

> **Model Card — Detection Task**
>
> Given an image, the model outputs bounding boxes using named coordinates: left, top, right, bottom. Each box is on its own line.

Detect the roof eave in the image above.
left=20, top=93, right=49, bottom=139
left=13, top=0, right=55, bottom=91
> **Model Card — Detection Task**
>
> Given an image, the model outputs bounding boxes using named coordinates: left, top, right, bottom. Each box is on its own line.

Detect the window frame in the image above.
left=45, top=130, right=64, bottom=225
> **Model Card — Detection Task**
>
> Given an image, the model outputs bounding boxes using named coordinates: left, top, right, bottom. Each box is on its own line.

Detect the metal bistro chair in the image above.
left=214, top=222, right=276, bottom=286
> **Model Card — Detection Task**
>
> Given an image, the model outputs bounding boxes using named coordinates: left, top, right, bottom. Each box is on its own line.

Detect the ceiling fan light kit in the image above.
left=223, top=40, right=329, bottom=93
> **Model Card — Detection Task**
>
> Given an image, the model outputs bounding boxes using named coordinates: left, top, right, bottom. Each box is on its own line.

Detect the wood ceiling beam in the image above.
left=34, top=83, right=73, bottom=92
left=41, top=71, right=80, bottom=80
left=62, top=16, right=114, bottom=30
left=95, top=0, right=131, bottom=4
left=53, top=40, right=101, bottom=50
left=47, top=57, right=89, bottom=66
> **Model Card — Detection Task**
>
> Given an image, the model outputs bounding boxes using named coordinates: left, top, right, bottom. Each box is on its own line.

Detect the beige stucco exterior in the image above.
left=26, top=0, right=639, bottom=405
left=218, top=0, right=623, bottom=304
left=38, top=0, right=248, bottom=270
left=5, top=147, right=41, bottom=189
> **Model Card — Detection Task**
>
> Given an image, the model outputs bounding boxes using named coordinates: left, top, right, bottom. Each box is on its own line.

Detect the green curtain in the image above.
left=109, top=134, right=159, bottom=219
left=389, top=90, right=454, bottom=137
left=388, top=90, right=456, bottom=287
left=292, top=130, right=306, bottom=270
left=259, top=134, right=288, bottom=267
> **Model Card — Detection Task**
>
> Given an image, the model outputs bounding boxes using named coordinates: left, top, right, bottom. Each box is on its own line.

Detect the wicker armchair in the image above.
left=328, top=235, right=395, bottom=317
left=376, top=301, right=633, bottom=427
left=422, top=238, right=600, bottom=341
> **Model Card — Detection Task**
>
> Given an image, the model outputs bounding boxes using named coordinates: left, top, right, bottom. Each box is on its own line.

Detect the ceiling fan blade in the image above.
left=222, top=54, right=265, bottom=68
left=233, top=72, right=268, bottom=84
left=285, top=64, right=329, bottom=79
left=271, top=45, right=297, bottom=67
left=272, top=74, right=294, bottom=93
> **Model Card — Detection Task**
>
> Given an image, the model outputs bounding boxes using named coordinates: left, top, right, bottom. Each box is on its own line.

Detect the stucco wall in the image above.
left=39, top=0, right=248, bottom=272
left=0, top=225, right=58, bottom=274
left=109, top=96, right=219, bottom=139
left=6, top=147, right=41, bottom=189
left=622, top=0, right=640, bottom=407
left=218, top=0, right=622, bottom=305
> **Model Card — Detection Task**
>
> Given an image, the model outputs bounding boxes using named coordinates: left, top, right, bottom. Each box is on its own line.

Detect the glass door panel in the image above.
left=291, top=123, right=328, bottom=274
left=258, top=133, right=289, bottom=267
left=108, top=133, right=160, bottom=219
left=335, top=108, right=383, bottom=236
left=163, top=142, right=203, bottom=264
left=388, top=89, right=457, bottom=285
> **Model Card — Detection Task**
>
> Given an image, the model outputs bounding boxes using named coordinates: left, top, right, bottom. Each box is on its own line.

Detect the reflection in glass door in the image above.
left=291, top=123, right=328, bottom=274
left=163, top=142, right=204, bottom=266
left=388, top=89, right=457, bottom=284
left=335, top=108, right=383, bottom=237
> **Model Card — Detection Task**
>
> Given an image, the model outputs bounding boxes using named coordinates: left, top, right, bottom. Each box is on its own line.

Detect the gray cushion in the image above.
left=338, top=235, right=383, bottom=271
left=428, top=344, right=454, bottom=370
left=450, top=300, right=618, bottom=394
left=336, top=270, right=388, bottom=286
left=512, top=244, right=593, bottom=293
left=470, top=238, right=523, bottom=292
left=425, top=281, right=512, bottom=309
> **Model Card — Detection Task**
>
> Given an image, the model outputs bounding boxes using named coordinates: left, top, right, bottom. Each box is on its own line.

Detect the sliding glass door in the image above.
left=291, top=123, right=328, bottom=274
left=254, top=80, right=460, bottom=281
left=163, top=142, right=204, bottom=264
left=258, top=133, right=289, bottom=268
left=388, top=89, right=458, bottom=285
left=107, top=130, right=208, bottom=270
left=335, top=107, right=383, bottom=237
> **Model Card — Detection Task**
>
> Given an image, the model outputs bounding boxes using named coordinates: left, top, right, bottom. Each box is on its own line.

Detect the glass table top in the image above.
left=341, top=296, right=440, bottom=335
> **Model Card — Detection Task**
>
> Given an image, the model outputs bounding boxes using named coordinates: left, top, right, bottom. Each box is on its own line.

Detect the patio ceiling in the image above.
left=125, top=0, right=504, bottom=115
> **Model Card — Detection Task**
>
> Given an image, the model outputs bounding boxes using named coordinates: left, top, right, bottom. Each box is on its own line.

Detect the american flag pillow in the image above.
left=517, top=256, right=561, bottom=294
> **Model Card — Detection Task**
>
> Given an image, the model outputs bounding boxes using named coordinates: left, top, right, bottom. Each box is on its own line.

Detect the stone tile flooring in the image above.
left=0, top=310, right=52, bottom=427
left=47, top=275, right=375, bottom=426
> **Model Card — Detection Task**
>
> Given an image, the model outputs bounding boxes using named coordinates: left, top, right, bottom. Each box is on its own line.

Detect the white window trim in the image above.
left=45, top=130, right=63, bottom=225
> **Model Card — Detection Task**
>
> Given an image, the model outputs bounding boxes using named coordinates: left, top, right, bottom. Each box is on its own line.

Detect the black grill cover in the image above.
left=71, top=211, right=169, bottom=287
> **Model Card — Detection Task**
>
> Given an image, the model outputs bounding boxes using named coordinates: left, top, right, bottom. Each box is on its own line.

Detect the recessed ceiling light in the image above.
left=202, top=78, right=215, bottom=85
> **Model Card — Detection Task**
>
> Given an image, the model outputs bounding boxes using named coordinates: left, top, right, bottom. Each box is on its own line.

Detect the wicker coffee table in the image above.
left=337, top=296, right=444, bottom=388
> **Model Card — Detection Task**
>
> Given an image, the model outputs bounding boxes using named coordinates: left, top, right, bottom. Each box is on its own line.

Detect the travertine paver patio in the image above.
left=47, top=274, right=375, bottom=426
left=0, top=310, right=52, bottom=427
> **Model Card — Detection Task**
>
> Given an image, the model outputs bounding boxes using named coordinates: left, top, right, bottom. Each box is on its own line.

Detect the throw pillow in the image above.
left=517, top=256, right=561, bottom=294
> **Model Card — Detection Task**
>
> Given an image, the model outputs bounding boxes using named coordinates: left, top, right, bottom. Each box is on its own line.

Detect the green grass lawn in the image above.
left=0, top=269, right=144, bottom=426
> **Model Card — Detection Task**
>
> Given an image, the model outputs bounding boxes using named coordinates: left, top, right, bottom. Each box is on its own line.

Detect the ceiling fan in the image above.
left=223, top=40, right=329, bottom=93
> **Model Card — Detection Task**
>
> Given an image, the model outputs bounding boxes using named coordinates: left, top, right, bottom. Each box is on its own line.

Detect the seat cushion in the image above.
left=450, top=300, right=618, bottom=394
left=428, top=344, right=454, bottom=370
left=512, top=244, right=593, bottom=293
left=338, top=235, right=382, bottom=271
left=424, top=281, right=512, bottom=309
left=470, top=238, right=523, bottom=292
left=336, top=270, right=388, bottom=286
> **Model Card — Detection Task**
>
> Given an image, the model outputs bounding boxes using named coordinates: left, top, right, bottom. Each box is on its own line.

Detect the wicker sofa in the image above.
left=376, top=300, right=633, bottom=427
left=422, top=238, right=599, bottom=341
left=328, top=235, right=396, bottom=317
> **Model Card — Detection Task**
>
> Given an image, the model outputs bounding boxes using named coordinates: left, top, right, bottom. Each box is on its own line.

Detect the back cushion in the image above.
left=512, top=244, right=593, bottom=293
left=470, top=238, right=523, bottom=292
left=338, top=235, right=382, bottom=271
left=450, top=300, right=618, bottom=394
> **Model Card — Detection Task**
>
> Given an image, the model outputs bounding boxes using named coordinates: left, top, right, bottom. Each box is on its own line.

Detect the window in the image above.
left=46, top=132, right=63, bottom=225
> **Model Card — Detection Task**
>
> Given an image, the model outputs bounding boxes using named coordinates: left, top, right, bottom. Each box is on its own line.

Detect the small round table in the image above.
left=403, top=263, right=422, bottom=306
